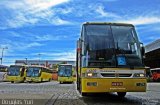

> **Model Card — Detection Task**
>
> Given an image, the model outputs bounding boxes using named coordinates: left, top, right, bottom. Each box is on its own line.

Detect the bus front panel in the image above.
left=80, top=68, right=146, bottom=93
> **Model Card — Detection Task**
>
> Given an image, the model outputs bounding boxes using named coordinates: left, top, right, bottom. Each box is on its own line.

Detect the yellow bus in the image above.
left=76, top=22, right=147, bottom=97
left=26, top=65, right=52, bottom=83
left=58, top=64, right=75, bottom=83
left=6, top=65, right=26, bottom=83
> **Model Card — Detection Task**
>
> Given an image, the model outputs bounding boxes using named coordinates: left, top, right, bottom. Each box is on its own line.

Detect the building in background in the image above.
left=15, top=60, right=75, bottom=70
left=145, top=39, right=160, bottom=68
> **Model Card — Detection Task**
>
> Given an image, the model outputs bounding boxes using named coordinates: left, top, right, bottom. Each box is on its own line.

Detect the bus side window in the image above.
left=21, top=68, right=25, bottom=76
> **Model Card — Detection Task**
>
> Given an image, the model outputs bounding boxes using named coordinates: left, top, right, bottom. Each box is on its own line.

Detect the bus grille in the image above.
left=118, top=74, right=132, bottom=77
left=101, top=73, right=115, bottom=77
left=101, top=73, right=132, bottom=77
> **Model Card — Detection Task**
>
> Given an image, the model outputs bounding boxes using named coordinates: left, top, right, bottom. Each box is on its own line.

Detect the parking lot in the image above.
left=0, top=81, right=160, bottom=105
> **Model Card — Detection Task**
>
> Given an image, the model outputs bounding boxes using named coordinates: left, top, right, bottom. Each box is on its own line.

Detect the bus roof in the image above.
left=59, top=64, right=72, bottom=66
left=150, top=68, right=160, bottom=70
left=27, top=65, right=49, bottom=69
left=83, top=22, right=134, bottom=27
left=10, top=65, right=27, bottom=67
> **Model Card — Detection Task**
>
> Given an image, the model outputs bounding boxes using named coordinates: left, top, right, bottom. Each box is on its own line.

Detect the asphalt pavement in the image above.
left=0, top=81, right=160, bottom=105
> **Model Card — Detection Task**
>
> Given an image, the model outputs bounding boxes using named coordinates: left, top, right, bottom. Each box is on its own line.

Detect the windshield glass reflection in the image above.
left=58, top=65, right=72, bottom=77
left=27, top=67, right=40, bottom=77
left=7, top=67, right=20, bottom=76
left=82, top=24, right=143, bottom=68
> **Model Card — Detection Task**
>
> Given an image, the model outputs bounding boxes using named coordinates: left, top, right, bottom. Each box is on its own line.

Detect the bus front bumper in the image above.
left=6, top=76, right=22, bottom=82
left=26, top=77, right=41, bottom=82
left=81, top=78, right=147, bottom=93
left=58, top=77, right=74, bottom=82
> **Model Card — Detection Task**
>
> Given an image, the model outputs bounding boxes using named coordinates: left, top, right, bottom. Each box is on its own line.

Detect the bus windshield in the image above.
left=83, top=24, right=143, bottom=68
left=58, top=65, right=72, bottom=77
left=27, top=67, right=40, bottom=77
left=7, top=66, right=21, bottom=76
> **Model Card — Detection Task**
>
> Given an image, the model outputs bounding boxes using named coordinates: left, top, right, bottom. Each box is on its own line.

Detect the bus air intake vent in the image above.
left=118, top=74, right=132, bottom=77
left=101, top=73, right=132, bottom=77
left=101, top=73, right=115, bottom=77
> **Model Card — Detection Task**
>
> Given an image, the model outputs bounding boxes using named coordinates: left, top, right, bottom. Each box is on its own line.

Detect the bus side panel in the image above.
left=41, top=72, right=52, bottom=81
left=48, top=72, right=52, bottom=81
left=41, top=72, right=46, bottom=81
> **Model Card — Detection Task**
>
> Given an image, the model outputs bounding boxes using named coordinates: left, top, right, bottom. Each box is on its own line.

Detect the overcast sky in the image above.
left=0, top=0, right=160, bottom=65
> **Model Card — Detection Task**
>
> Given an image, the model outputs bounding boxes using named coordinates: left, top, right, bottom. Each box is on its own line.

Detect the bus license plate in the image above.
left=112, top=82, right=123, bottom=86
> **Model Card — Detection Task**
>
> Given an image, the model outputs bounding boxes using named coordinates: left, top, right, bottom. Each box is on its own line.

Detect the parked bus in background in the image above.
left=58, top=64, right=75, bottom=83
left=0, top=65, right=8, bottom=81
left=150, top=68, right=160, bottom=82
left=6, top=65, right=26, bottom=83
left=26, top=65, right=52, bottom=83
left=76, top=22, right=146, bottom=97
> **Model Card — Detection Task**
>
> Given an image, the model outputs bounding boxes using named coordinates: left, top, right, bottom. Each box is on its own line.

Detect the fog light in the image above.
left=134, top=73, right=145, bottom=77
left=140, top=74, right=144, bottom=77
left=136, top=83, right=145, bottom=86
left=87, top=82, right=97, bottom=86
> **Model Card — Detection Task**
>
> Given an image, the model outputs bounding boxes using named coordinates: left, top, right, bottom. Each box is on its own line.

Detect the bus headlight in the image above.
left=87, top=73, right=93, bottom=77
left=133, top=73, right=145, bottom=77
left=140, top=74, right=144, bottom=77
left=87, top=72, right=97, bottom=77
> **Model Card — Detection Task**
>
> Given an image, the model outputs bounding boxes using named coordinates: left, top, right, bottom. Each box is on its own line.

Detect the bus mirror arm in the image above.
left=140, top=42, right=145, bottom=58
left=140, top=42, right=145, bottom=65
left=79, top=38, right=84, bottom=42
left=141, top=46, right=145, bottom=57
left=80, top=54, right=85, bottom=57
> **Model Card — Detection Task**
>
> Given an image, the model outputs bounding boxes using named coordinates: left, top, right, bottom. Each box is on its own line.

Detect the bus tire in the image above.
left=77, top=78, right=80, bottom=90
left=153, top=79, right=157, bottom=82
left=24, top=77, right=26, bottom=81
left=22, top=77, right=26, bottom=83
left=80, top=82, right=87, bottom=96
left=117, top=92, right=126, bottom=97
left=81, top=92, right=88, bottom=96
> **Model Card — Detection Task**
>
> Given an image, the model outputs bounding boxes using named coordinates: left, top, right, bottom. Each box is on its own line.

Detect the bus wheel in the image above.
left=152, top=79, right=157, bottom=82
left=24, top=77, right=26, bottom=81
left=117, top=92, right=126, bottom=97
left=81, top=92, right=88, bottom=96
left=77, top=79, right=80, bottom=91
left=22, top=77, right=25, bottom=83
left=11, top=81, right=14, bottom=83
left=80, top=83, right=87, bottom=96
